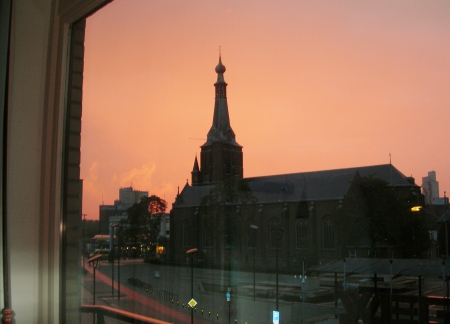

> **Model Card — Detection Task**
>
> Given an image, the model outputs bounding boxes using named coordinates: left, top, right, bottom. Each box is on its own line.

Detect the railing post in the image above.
left=418, top=296, right=429, bottom=324
left=380, top=293, right=391, bottom=323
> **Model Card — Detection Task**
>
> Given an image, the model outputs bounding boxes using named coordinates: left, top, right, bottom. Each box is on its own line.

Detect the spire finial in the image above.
left=219, top=46, right=221, bottom=57
left=215, top=52, right=226, bottom=74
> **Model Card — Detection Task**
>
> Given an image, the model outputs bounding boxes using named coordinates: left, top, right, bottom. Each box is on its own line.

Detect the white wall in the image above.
left=6, top=0, right=110, bottom=322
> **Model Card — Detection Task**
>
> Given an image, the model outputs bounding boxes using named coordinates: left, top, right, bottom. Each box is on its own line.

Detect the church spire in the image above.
left=205, top=54, right=240, bottom=146
left=191, top=155, right=201, bottom=186
left=198, top=54, right=243, bottom=184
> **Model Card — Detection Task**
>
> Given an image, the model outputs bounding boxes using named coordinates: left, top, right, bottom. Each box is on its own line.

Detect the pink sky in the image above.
left=81, top=0, right=450, bottom=220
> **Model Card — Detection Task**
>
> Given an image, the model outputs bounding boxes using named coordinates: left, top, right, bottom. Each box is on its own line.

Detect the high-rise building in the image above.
left=422, top=171, right=439, bottom=205
left=99, top=187, right=148, bottom=233
left=116, top=187, right=148, bottom=206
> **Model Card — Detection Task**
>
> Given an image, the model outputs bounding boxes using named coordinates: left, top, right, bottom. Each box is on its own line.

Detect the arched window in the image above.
left=182, top=220, right=190, bottom=247
left=269, top=217, right=282, bottom=248
left=295, top=218, right=308, bottom=248
left=248, top=227, right=257, bottom=248
left=322, top=217, right=335, bottom=250
left=224, top=151, right=231, bottom=175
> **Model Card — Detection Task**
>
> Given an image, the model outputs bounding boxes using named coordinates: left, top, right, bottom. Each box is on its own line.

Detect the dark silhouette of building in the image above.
left=191, top=56, right=243, bottom=185
left=169, top=56, right=423, bottom=272
left=99, top=187, right=148, bottom=234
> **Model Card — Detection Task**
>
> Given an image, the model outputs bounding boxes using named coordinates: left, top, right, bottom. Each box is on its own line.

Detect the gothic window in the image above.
left=202, top=153, right=210, bottom=175
left=238, top=153, right=243, bottom=176
left=224, top=151, right=231, bottom=175
left=322, top=217, right=335, bottom=250
left=224, top=214, right=234, bottom=248
left=295, top=218, right=308, bottom=248
left=182, top=220, right=190, bottom=247
left=248, top=227, right=257, bottom=248
left=269, top=217, right=282, bottom=248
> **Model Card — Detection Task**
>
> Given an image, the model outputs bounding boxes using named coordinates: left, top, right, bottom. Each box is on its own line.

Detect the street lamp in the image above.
left=301, top=258, right=307, bottom=323
left=186, top=248, right=198, bottom=324
left=110, top=224, right=117, bottom=297
left=249, top=224, right=258, bottom=302
left=115, top=225, right=123, bottom=300
left=88, top=254, right=101, bottom=324
left=438, top=210, right=450, bottom=259
left=270, top=227, right=284, bottom=311
left=88, top=254, right=102, bottom=304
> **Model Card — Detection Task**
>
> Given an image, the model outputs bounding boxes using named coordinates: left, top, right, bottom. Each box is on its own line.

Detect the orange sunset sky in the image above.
left=81, top=0, right=450, bottom=220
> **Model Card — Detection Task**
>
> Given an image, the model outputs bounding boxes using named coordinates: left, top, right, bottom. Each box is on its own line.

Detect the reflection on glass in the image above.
left=80, top=1, right=450, bottom=323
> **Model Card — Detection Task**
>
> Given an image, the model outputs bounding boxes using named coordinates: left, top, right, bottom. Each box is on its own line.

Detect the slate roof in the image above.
left=174, top=164, right=417, bottom=208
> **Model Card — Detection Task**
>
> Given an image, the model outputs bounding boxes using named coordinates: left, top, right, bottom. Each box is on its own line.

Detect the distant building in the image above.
left=422, top=171, right=439, bottom=205
left=170, top=56, right=423, bottom=270
left=160, top=213, right=170, bottom=239
left=435, top=197, right=449, bottom=205
left=99, top=187, right=148, bottom=234
left=101, top=188, right=170, bottom=244
left=115, top=187, right=148, bottom=206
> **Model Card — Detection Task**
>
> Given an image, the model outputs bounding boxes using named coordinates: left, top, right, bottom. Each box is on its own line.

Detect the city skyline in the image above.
left=81, top=0, right=450, bottom=220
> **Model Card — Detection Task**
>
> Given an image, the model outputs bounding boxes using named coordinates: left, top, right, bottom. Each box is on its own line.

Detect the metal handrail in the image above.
left=80, top=305, right=173, bottom=324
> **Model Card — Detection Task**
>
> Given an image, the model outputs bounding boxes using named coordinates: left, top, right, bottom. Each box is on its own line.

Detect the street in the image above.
left=81, top=257, right=311, bottom=324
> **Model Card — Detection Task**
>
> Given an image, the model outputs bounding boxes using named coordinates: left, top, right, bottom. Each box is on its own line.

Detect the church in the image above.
left=169, top=56, right=423, bottom=272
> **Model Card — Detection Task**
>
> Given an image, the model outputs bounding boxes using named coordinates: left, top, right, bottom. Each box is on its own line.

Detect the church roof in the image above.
left=174, top=164, right=417, bottom=207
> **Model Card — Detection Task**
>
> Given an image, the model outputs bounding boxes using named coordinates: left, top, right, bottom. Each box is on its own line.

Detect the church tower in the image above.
left=191, top=55, right=243, bottom=186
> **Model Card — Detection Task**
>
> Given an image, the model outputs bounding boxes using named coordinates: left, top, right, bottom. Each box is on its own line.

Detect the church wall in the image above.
left=170, top=199, right=346, bottom=272
left=287, top=202, right=311, bottom=269
left=311, top=200, right=342, bottom=262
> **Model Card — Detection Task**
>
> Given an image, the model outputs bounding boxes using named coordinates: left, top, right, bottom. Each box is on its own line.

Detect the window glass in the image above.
left=79, top=1, right=450, bottom=323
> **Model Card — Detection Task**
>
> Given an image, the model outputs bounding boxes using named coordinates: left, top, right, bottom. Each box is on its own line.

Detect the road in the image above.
left=82, top=257, right=302, bottom=324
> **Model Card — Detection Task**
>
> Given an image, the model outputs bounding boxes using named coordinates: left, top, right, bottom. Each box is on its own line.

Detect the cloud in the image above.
left=120, top=163, right=156, bottom=190
left=154, top=182, right=177, bottom=203
left=89, top=161, right=99, bottom=182
left=82, top=161, right=105, bottom=218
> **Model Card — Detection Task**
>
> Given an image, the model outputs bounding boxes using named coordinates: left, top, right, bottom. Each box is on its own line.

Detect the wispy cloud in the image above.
left=120, top=163, right=156, bottom=190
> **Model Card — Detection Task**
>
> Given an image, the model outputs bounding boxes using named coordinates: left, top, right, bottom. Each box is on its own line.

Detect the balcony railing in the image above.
left=80, top=305, right=173, bottom=324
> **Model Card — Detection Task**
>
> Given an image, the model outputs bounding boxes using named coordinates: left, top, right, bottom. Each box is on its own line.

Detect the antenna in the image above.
left=389, top=152, right=391, bottom=164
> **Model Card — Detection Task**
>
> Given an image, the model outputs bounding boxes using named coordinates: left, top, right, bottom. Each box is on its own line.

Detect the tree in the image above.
left=83, top=219, right=100, bottom=240
left=119, top=195, right=167, bottom=245
left=335, top=173, right=430, bottom=258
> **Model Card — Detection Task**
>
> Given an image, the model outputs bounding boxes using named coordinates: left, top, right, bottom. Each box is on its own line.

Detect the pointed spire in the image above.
left=205, top=54, right=241, bottom=147
left=191, top=155, right=201, bottom=186
left=192, top=155, right=200, bottom=172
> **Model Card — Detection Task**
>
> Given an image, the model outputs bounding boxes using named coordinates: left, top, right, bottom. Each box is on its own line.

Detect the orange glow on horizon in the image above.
left=81, top=0, right=450, bottom=220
